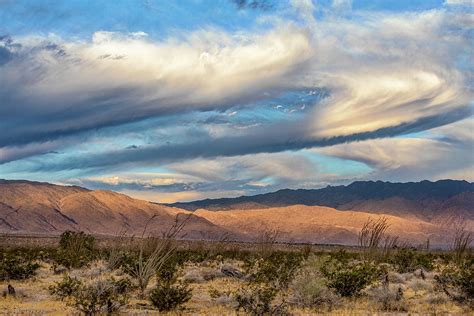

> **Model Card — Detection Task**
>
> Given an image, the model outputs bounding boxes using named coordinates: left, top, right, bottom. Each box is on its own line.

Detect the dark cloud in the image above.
left=21, top=107, right=471, bottom=172
left=230, top=0, right=274, bottom=11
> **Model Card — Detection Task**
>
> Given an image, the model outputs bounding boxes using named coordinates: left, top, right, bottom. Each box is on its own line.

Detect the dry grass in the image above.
left=1, top=258, right=471, bottom=315
left=0, top=233, right=472, bottom=315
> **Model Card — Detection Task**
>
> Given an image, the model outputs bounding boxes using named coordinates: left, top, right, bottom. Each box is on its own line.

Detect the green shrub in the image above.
left=0, top=253, right=40, bottom=280
left=391, top=248, right=434, bottom=273
left=235, top=283, right=287, bottom=315
left=49, top=274, right=83, bottom=300
left=244, top=252, right=304, bottom=289
left=156, top=255, right=179, bottom=283
left=111, top=277, right=134, bottom=295
left=435, top=261, right=474, bottom=302
left=321, top=260, right=380, bottom=297
left=55, top=231, right=96, bottom=269
left=330, top=249, right=354, bottom=264
left=149, top=281, right=192, bottom=311
left=50, top=274, right=129, bottom=313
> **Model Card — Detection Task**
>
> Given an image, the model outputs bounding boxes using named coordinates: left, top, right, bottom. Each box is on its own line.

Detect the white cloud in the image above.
left=1, top=3, right=472, bottom=192
left=316, top=118, right=474, bottom=181
left=444, top=0, right=473, bottom=6
left=0, top=25, right=311, bottom=146
left=303, top=10, right=471, bottom=138
left=332, top=0, right=352, bottom=11
left=290, top=0, right=316, bottom=27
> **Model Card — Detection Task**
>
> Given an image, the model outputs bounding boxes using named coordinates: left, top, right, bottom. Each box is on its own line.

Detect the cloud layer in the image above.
left=1, top=1, right=472, bottom=201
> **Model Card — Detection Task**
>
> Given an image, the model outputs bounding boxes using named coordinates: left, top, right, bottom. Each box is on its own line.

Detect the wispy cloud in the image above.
left=1, top=1, right=472, bottom=201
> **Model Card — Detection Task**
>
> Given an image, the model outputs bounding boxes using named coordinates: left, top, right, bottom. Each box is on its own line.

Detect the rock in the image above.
left=220, top=265, right=244, bottom=279
left=7, top=284, right=15, bottom=297
left=396, top=287, right=403, bottom=301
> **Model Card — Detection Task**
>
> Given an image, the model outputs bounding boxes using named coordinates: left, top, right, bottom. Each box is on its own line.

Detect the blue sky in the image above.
left=0, top=0, right=472, bottom=202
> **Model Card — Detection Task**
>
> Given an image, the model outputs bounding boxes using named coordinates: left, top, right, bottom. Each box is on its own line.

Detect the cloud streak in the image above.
left=0, top=26, right=311, bottom=147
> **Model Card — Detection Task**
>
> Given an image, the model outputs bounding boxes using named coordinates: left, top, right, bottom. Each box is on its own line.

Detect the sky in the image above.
left=0, top=0, right=473, bottom=203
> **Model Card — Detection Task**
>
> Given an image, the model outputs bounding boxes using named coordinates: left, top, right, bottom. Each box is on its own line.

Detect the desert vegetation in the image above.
left=0, top=218, right=472, bottom=315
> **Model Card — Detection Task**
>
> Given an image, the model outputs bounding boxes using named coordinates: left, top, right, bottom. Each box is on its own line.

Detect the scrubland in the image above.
left=0, top=218, right=472, bottom=315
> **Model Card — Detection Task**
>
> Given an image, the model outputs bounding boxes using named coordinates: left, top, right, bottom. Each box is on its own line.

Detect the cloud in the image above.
left=120, top=189, right=246, bottom=204
left=290, top=0, right=316, bottom=27
left=332, top=0, right=352, bottom=11
left=0, top=140, right=66, bottom=164
left=316, top=118, right=474, bottom=181
left=17, top=105, right=468, bottom=172
left=230, top=0, right=274, bottom=11
left=444, top=0, right=473, bottom=6
left=0, top=26, right=311, bottom=147
left=305, top=10, right=471, bottom=138
left=1, top=2, right=472, bottom=197
left=68, top=150, right=350, bottom=202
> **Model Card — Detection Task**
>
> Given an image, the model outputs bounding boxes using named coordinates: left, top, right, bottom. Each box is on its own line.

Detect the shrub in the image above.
left=291, top=275, right=339, bottom=309
left=451, top=223, right=472, bottom=264
left=244, top=252, right=304, bottom=289
left=235, top=283, right=288, bottom=316
left=407, top=278, right=433, bottom=293
left=123, top=214, right=188, bottom=296
left=390, top=248, right=434, bottom=273
left=72, top=279, right=128, bottom=314
left=358, top=217, right=390, bottom=261
left=208, top=286, right=232, bottom=300
left=111, top=277, right=134, bottom=295
left=156, top=255, right=179, bottom=283
left=49, top=274, right=83, bottom=300
left=50, top=275, right=129, bottom=314
left=321, top=260, right=380, bottom=297
left=122, top=239, right=176, bottom=296
left=55, top=231, right=96, bottom=269
left=330, top=249, right=354, bottom=264
left=435, top=261, right=474, bottom=302
left=368, top=285, right=407, bottom=312
left=0, top=253, right=40, bottom=280
left=290, top=256, right=339, bottom=309
left=149, top=281, right=192, bottom=311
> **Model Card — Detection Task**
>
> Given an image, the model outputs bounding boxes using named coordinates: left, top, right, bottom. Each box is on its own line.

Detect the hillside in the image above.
left=0, top=180, right=234, bottom=240
left=195, top=205, right=451, bottom=246
left=171, top=180, right=474, bottom=224
left=0, top=179, right=469, bottom=246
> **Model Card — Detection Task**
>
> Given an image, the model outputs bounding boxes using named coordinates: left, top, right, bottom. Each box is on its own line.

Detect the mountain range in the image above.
left=1, top=179, right=472, bottom=247
left=171, top=180, right=474, bottom=225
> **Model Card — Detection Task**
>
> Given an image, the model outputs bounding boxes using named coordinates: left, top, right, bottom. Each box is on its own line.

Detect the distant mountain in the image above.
left=194, top=205, right=451, bottom=246
left=0, top=180, right=235, bottom=240
left=0, top=179, right=470, bottom=247
left=170, top=180, right=474, bottom=224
